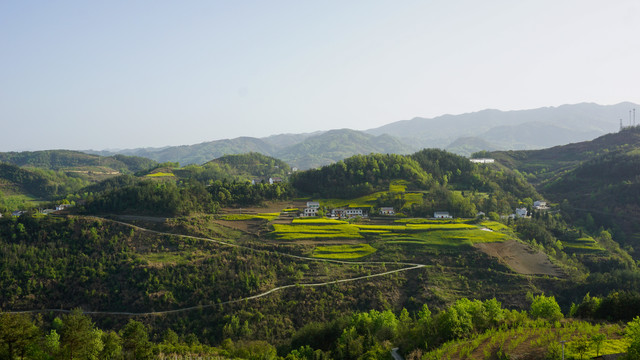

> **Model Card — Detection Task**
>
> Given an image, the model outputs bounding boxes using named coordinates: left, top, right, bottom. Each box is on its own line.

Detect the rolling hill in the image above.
left=368, top=102, right=637, bottom=153
left=491, top=126, right=640, bottom=257
left=87, top=129, right=418, bottom=170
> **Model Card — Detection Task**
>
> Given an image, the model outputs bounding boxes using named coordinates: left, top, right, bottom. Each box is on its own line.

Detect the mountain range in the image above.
left=85, top=102, right=637, bottom=169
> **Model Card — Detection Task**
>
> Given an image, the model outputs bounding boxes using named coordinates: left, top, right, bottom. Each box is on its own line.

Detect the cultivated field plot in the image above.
left=561, top=236, right=605, bottom=253
left=317, top=179, right=424, bottom=210
left=270, top=218, right=509, bottom=255
left=219, top=213, right=280, bottom=221
left=312, top=244, right=377, bottom=259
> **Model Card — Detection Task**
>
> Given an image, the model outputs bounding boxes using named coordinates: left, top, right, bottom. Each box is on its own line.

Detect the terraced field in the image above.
left=269, top=217, right=512, bottom=260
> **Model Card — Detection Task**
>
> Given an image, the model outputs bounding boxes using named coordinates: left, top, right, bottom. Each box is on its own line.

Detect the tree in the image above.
left=100, top=331, right=122, bottom=360
left=60, top=309, right=102, bottom=360
left=0, top=313, right=39, bottom=360
left=121, top=320, right=153, bottom=360
left=625, top=316, right=640, bottom=360
left=571, top=336, right=590, bottom=360
left=529, top=295, right=563, bottom=322
left=590, top=333, right=606, bottom=357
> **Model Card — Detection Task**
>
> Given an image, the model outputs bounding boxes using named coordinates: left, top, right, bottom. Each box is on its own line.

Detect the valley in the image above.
left=1, top=130, right=640, bottom=359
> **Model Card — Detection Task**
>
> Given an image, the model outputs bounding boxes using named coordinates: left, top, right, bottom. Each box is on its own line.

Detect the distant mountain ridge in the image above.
left=368, top=102, right=637, bottom=155
left=86, top=129, right=416, bottom=169
left=83, top=102, right=638, bottom=167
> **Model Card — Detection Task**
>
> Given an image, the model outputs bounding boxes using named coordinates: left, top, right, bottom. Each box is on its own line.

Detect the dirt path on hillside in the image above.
left=474, top=240, right=561, bottom=277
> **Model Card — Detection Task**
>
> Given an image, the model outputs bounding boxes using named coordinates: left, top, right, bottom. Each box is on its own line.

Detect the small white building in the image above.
left=331, top=207, right=366, bottom=219
left=302, top=201, right=320, bottom=217
left=434, top=211, right=452, bottom=219
left=269, top=177, right=283, bottom=184
left=345, top=208, right=365, bottom=218
left=470, top=158, right=495, bottom=164
left=533, top=200, right=549, bottom=210
left=476, top=211, right=485, bottom=218
left=56, top=204, right=71, bottom=211
left=515, top=207, right=528, bottom=218
left=379, top=207, right=395, bottom=216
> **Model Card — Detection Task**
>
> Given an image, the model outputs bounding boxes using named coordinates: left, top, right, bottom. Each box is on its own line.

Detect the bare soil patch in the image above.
left=212, top=219, right=264, bottom=234
left=221, top=200, right=303, bottom=214
left=474, top=240, right=561, bottom=277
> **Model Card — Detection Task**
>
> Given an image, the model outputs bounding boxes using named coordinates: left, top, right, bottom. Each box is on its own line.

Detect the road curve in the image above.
left=4, top=216, right=426, bottom=316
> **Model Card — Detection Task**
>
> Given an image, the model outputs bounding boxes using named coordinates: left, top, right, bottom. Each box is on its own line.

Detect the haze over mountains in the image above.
left=86, top=102, right=637, bottom=169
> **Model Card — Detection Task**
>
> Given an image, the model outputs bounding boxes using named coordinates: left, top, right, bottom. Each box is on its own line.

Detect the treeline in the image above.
left=571, top=291, right=640, bottom=322
left=3, top=295, right=640, bottom=359
left=0, top=311, right=231, bottom=360
left=81, top=177, right=293, bottom=216
left=0, top=150, right=156, bottom=173
left=0, top=163, right=89, bottom=201
left=208, top=180, right=293, bottom=206
left=83, top=180, right=216, bottom=216
left=210, top=152, right=291, bottom=178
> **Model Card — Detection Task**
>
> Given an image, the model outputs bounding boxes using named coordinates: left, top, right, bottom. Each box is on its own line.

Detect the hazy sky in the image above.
left=2, top=0, right=639, bottom=151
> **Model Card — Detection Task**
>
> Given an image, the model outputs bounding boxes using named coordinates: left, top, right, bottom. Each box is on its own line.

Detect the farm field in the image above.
left=561, top=236, right=605, bottom=253
left=426, top=320, right=627, bottom=360
left=219, top=213, right=280, bottom=221
left=268, top=216, right=513, bottom=260
left=316, top=179, right=425, bottom=210
left=312, top=244, right=377, bottom=259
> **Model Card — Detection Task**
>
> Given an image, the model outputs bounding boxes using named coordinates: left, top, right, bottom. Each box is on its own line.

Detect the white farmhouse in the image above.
left=379, top=207, right=395, bottom=216
left=434, top=211, right=452, bottom=219
left=302, top=201, right=320, bottom=217
left=470, top=158, right=495, bottom=164
left=533, top=200, right=549, bottom=210
left=515, top=207, right=528, bottom=218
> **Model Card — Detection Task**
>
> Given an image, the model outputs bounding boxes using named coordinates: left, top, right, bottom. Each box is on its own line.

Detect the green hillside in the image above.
left=491, top=127, right=640, bottom=258
left=0, top=150, right=156, bottom=173
left=208, top=152, right=291, bottom=178
left=277, top=129, right=416, bottom=169
left=2, top=145, right=640, bottom=359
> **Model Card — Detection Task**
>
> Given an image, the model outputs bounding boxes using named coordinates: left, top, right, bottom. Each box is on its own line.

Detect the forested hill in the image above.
left=207, top=152, right=291, bottom=178
left=290, top=153, right=432, bottom=198
left=86, top=129, right=417, bottom=169
left=291, top=149, right=540, bottom=218
left=275, top=129, right=416, bottom=169
left=0, top=150, right=156, bottom=173
left=490, top=126, right=640, bottom=182
left=490, top=127, right=640, bottom=258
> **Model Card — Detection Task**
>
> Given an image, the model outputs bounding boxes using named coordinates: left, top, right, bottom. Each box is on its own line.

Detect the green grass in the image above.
left=271, top=223, right=363, bottom=240
left=272, top=218, right=505, bottom=245
left=389, top=179, right=408, bottom=193
left=146, top=172, right=175, bottom=177
left=481, top=220, right=510, bottom=231
left=139, top=251, right=195, bottom=265
left=318, top=179, right=419, bottom=209
left=292, top=218, right=348, bottom=225
left=562, top=236, right=605, bottom=252
left=395, top=218, right=471, bottom=224
left=220, top=213, right=279, bottom=221
left=312, top=244, right=377, bottom=259
left=402, top=192, right=424, bottom=208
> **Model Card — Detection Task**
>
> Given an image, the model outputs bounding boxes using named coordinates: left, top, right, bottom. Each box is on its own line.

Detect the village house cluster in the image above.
left=4, top=203, right=73, bottom=218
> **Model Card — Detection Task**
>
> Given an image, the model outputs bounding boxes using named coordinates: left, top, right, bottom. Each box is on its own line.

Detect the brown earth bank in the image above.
left=474, top=240, right=562, bottom=277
